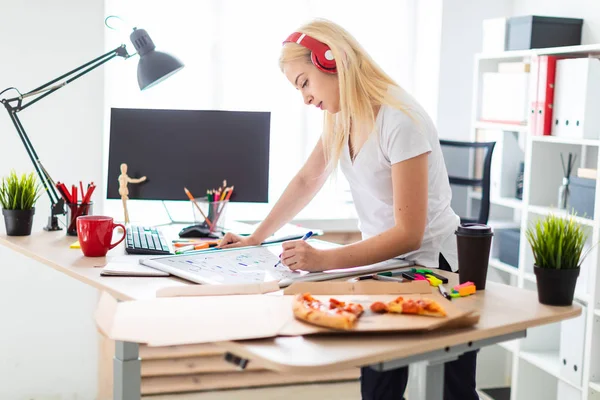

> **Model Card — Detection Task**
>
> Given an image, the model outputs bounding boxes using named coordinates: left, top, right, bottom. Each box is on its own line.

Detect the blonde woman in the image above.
left=219, top=19, right=476, bottom=400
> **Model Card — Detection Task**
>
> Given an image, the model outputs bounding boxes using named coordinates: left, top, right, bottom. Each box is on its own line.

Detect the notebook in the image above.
left=101, top=262, right=170, bottom=277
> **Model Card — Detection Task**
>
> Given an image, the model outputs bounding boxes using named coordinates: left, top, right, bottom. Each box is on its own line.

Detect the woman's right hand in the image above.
left=218, top=232, right=261, bottom=249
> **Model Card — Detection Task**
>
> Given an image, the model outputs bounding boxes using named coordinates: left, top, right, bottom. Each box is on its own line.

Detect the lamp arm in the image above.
left=0, top=44, right=129, bottom=230
left=6, top=109, right=60, bottom=202
left=5, top=45, right=129, bottom=111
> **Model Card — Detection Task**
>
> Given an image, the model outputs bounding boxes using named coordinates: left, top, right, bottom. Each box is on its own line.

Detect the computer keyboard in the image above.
left=125, top=225, right=173, bottom=255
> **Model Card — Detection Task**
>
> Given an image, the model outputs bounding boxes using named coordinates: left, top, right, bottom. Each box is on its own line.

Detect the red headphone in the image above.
left=283, top=32, right=337, bottom=74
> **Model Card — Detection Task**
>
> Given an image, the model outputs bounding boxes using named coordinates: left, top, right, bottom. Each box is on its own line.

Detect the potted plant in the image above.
left=526, top=213, right=589, bottom=306
left=0, top=171, right=41, bottom=236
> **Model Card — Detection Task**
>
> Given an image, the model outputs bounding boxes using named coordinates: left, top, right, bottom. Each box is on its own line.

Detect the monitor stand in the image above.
left=158, top=201, right=193, bottom=225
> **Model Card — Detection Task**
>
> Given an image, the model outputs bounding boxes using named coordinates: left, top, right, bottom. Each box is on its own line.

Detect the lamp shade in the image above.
left=130, top=28, right=184, bottom=90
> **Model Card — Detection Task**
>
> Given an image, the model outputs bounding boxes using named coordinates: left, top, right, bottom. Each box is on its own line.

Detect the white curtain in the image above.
left=104, top=0, right=420, bottom=221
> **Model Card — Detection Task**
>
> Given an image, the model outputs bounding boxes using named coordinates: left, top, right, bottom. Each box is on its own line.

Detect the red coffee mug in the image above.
left=76, top=216, right=126, bottom=257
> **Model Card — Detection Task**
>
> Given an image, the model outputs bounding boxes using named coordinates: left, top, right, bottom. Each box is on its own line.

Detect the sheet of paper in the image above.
left=141, top=240, right=412, bottom=286
left=101, top=262, right=170, bottom=277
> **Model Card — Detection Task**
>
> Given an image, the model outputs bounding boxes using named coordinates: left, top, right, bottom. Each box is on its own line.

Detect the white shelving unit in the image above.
left=518, top=350, right=565, bottom=386
left=473, top=121, right=529, bottom=133
left=468, top=44, right=600, bottom=400
left=490, top=257, right=519, bottom=276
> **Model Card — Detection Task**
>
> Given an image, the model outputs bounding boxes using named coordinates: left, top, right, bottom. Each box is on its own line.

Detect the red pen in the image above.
left=58, top=182, right=72, bottom=203
left=83, top=184, right=96, bottom=204
left=56, top=183, right=69, bottom=203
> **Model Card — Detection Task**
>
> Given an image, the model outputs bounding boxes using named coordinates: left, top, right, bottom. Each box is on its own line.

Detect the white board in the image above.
left=141, top=240, right=413, bottom=287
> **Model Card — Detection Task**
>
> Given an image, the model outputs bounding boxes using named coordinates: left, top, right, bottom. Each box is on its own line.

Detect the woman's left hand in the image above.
left=280, top=240, right=330, bottom=272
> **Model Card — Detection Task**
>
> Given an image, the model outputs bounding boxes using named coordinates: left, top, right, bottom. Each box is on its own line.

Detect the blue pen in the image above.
left=274, top=231, right=313, bottom=267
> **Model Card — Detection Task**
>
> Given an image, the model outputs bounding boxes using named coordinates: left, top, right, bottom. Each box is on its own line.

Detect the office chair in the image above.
left=440, top=140, right=496, bottom=225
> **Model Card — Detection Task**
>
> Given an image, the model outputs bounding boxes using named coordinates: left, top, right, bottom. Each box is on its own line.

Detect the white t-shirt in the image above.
left=339, top=86, right=460, bottom=270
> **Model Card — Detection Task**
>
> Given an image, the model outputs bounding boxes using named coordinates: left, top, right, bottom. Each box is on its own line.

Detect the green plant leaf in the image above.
left=0, top=170, right=42, bottom=210
left=526, top=212, right=589, bottom=270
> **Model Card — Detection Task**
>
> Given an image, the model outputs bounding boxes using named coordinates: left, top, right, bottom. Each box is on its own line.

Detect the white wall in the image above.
left=0, top=1, right=104, bottom=398
left=512, top=0, right=600, bottom=44
left=436, top=0, right=514, bottom=141
left=435, top=0, right=514, bottom=216
left=414, top=0, right=443, bottom=123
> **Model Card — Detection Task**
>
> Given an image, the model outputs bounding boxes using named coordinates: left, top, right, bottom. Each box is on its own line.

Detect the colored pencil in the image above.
left=184, top=187, right=213, bottom=229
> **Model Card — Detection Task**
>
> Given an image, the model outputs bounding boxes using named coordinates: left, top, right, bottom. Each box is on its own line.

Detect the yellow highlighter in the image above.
left=425, top=274, right=442, bottom=287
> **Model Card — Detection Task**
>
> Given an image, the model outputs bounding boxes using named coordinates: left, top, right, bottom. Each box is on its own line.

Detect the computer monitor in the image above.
left=106, top=108, right=270, bottom=202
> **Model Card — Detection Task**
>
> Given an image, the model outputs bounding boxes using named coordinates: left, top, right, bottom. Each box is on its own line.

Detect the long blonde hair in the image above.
left=279, top=18, right=412, bottom=171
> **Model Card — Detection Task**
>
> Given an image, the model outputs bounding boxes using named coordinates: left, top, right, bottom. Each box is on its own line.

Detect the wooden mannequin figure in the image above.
left=118, top=163, right=146, bottom=224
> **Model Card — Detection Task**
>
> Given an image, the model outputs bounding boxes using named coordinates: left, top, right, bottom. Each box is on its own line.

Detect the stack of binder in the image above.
left=529, top=55, right=558, bottom=136
left=552, top=58, right=600, bottom=139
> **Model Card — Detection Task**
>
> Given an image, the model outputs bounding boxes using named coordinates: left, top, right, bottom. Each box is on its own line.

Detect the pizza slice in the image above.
left=329, top=297, right=365, bottom=317
left=293, top=293, right=364, bottom=330
left=370, top=296, right=446, bottom=318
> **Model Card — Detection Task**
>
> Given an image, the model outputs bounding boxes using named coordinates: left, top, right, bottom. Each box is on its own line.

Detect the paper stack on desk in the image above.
left=100, top=262, right=170, bottom=277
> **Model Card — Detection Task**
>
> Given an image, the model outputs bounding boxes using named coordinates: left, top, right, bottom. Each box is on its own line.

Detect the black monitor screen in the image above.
left=106, top=108, right=270, bottom=202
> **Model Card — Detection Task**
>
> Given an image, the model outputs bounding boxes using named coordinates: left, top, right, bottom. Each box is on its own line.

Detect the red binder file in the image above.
left=535, top=55, right=558, bottom=136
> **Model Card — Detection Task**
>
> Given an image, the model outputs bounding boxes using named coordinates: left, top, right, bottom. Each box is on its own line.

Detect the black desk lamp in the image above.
left=0, top=27, right=183, bottom=231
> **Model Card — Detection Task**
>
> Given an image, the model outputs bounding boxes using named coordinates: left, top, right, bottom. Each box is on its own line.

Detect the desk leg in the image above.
left=424, top=361, right=445, bottom=400
left=367, top=330, right=527, bottom=400
left=114, top=341, right=141, bottom=400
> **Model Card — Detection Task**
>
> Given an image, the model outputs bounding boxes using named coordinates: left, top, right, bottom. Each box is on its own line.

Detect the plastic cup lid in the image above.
left=455, top=223, right=494, bottom=236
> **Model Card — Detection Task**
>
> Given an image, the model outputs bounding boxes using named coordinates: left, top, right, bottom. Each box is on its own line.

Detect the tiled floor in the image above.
left=143, top=382, right=360, bottom=400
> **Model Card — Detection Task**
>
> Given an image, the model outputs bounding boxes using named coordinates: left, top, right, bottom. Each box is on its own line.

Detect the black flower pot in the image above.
left=2, top=208, right=35, bottom=236
left=534, top=265, right=579, bottom=306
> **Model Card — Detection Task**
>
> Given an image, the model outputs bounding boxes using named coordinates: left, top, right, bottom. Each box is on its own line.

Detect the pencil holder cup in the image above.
left=66, top=201, right=93, bottom=236
left=193, top=198, right=228, bottom=233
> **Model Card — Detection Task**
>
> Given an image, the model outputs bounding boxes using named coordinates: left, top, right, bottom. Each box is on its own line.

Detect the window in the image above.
left=104, top=0, right=423, bottom=221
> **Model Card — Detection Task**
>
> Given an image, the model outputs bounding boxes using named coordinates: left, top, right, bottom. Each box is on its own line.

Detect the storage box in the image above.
left=569, top=176, right=596, bottom=219
left=497, top=228, right=520, bottom=268
left=480, top=72, right=529, bottom=124
left=507, top=16, right=583, bottom=51
left=498, top=62, right=530, bottom=73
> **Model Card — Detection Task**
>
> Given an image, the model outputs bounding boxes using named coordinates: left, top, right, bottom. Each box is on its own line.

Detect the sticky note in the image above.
left=454, top=281, right=475, bottom=291
left=458, top=285, right=476, bottom=296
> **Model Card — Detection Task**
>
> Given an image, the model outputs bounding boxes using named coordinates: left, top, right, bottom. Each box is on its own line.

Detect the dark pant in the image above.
left=360, top=254, right=479, bottom=400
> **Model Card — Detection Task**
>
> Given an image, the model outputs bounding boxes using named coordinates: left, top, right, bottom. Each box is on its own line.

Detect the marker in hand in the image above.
left=274, top=231, right=314, bottom=268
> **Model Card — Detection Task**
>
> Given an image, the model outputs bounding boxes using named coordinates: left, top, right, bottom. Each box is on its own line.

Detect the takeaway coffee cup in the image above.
left=455, top=223, right=494, bottom=290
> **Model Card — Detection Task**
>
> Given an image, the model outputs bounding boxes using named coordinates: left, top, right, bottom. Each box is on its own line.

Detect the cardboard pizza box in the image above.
left=95, top=281, right=479, bottom=347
